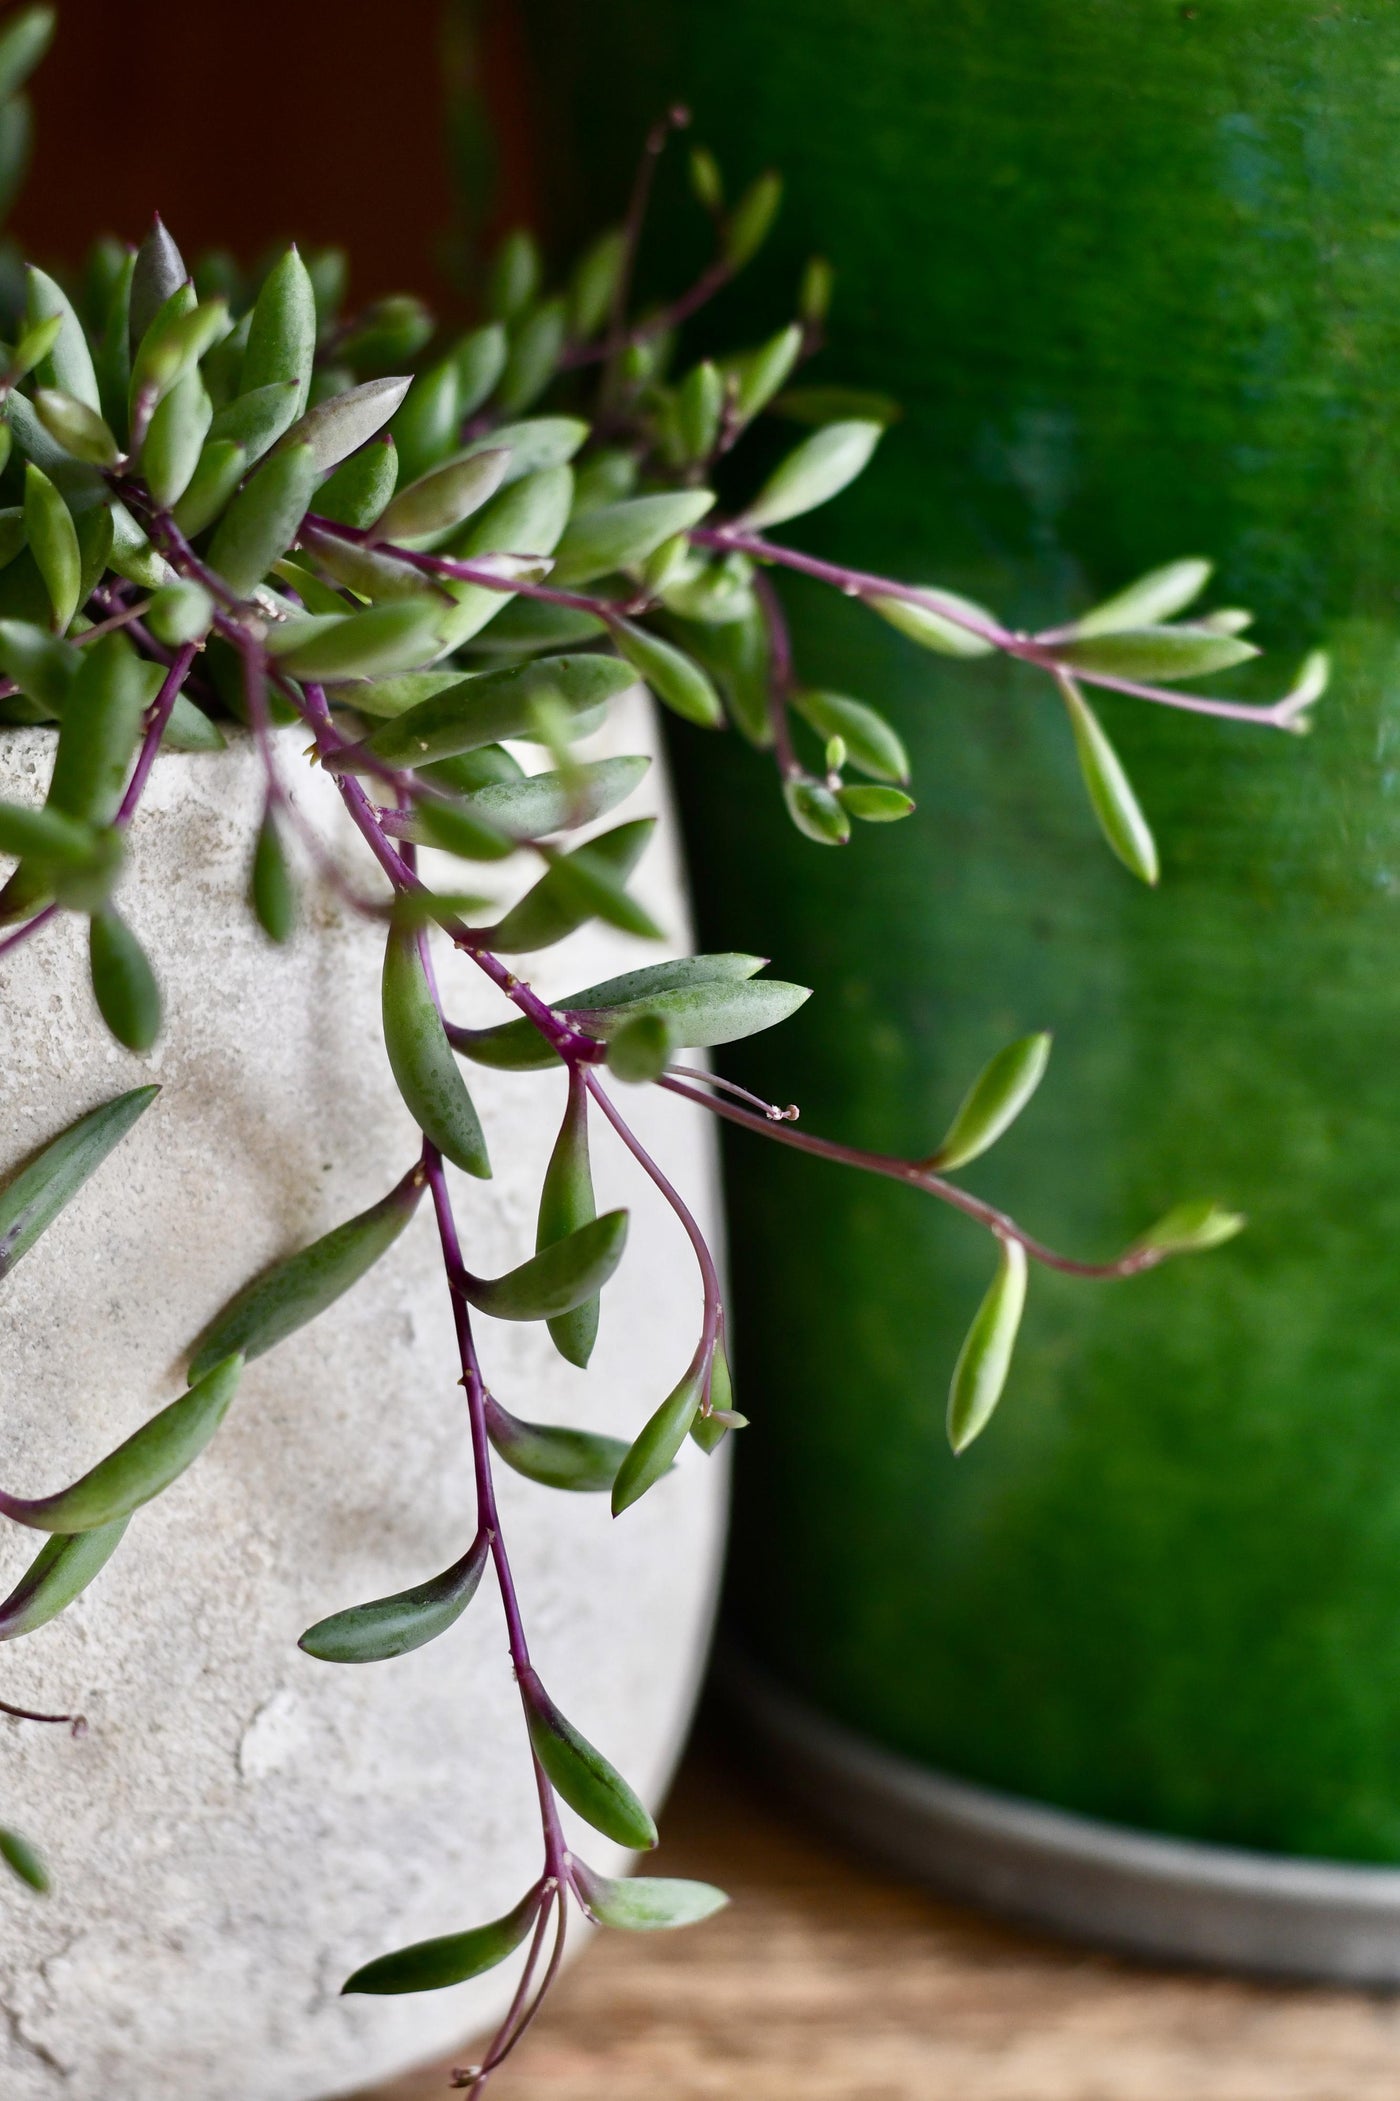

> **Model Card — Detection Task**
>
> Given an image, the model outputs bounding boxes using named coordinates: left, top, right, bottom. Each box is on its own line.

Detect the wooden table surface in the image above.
left=351, top=1721, right=1400, bottom=2101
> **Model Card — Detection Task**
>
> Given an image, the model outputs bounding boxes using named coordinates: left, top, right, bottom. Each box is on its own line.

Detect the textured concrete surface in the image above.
left=0, top=692, right=726, bottom=2099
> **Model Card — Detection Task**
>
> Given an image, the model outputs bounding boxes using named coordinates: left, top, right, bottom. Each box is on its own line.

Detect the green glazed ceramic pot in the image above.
left=514, top=0, right=1400, bottom=1953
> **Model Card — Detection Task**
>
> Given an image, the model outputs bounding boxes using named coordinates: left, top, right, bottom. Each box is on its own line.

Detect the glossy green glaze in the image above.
left=520, top=1, right=1400, bottom=1860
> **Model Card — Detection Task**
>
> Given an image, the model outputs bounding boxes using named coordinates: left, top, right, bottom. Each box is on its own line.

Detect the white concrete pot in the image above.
left=0, top=692, right=727, bottom=2099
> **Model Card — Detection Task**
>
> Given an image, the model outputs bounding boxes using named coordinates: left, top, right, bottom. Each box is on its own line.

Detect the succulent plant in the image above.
left=0, top=20, right=1320, bottom=2089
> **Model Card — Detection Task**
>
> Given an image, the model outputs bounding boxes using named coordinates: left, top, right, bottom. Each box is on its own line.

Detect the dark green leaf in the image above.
left=743, top=419, right=881, bottom=530
left=409, top=794, right=514, bottom=864
left=0, top=1086, right=157, bottom=1284
left=947, top=1239, right=1027, bottom=1455
left=724, top=170, right=782, bottom=270
left=129, top=218, right=185, bottom=350
left=606, top=1011, right=672, bottom=1084
left=924, top=1034, right=1052, bottom=1173
left=783, top=778, right=849, bottom=846
left=0, top=1353, right=242, bottom=1532
left=188, top=1170, right=424, bottom=1380
left=454, top=323, right=508, bottom=415
left=537, top=1068, right=599, bottom=1366
left=170, top=437, right=247, bottom=538
left=722, top=323, right=802, bottom=423
left=240, top=245, right=316, bottom=418
left=46, top=633, right=146, bottom=824
left=315, top=432, right=397, bottom=527
left=459, top=755, right=648, bottom=841
left=89, top=906, right=161, bottom=1052
left=140, top=369, right=212, bottom=506
left=0, top=1828, right=48, bottom=1894
left=274, top=375, right=412, bottom=473
left=487, top=229, right=541, bottom=322
left=774, top=384, right=900, bottom=426
left=342, top=1887, right=539, bottom=1997
left=463, top=1209, right=627, bottom=1323
left=207, top=379, right=301, bottom=463
left=568, top=227, right=626, bottom=340
left=374, top=449, right=510, bottom=546
left=672, top=360, right=723, bottom=464
left=611, top=1362, right=703, bottom=1516
left=23, top=463, right=79, bottom=630
left=300, top=1533, right=488, bottom=1664
left=496, top=296, right=566, bottom=415
left=0, top=797, right=92, bottom=863
left=145, top=579, right=213, bottom=648
left=271, top=601, right=444, bottom=680
left=250, top=808, right=296, bottom=944
left=32, top=388, right=119, bottom=468
left=381, top=928, right=491, bottom=1178
left=339, top=294, right=433, bottom=376
left=359, top=654, right=636, bottom=770
left=207, top=440, right=318, bottom=597
left=573, top=1860, right=728, bottom=1932
left=0, top=1519, right=129, bottom=1640
left=523, top=1671, right=657, bottom=1849
left=457, top=416, right=588, bottom=485
left=26, top=264, right=99, bottom=412
left=489, top=819, right=657, bottom=953
left=389, top=358, right=460, bottom=486
left=486, top=1398, right=626, bottom=1492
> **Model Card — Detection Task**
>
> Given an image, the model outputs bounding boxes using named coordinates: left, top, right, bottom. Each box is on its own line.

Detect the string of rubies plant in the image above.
left=0, top=16, right=1324, bottom=2089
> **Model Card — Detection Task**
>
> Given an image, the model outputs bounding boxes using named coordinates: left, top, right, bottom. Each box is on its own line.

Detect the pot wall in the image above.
left=518, top=0, right=1400, bottom=1863
left=0, top=695, right=725, bottom=2098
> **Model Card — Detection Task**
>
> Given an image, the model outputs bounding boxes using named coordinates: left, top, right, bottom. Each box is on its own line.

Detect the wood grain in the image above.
left=346, top=1726, right=1400, bottom=2100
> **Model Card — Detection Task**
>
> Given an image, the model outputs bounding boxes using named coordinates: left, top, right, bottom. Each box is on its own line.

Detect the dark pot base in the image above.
left=724, top=1654, right=1400, bottom=1985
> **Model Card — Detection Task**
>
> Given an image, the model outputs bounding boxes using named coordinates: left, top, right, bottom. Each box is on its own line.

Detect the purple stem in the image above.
left=585, top=1071, right=723, bottom=1363
left=116, top=640, right=199, bottom=825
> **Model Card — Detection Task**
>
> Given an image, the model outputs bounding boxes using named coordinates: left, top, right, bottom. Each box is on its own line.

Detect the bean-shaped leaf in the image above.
left=273, top=375, right=411, bottom=472
left=691, top=1340, right=739, bottom=1453
left=725, top=169, right=783, bottom=269
left=946, top=1239, right=1027, bottom=1455
left=89, top=907, right=161, bottom=1052
left=250, top=808, right=296, bottom=944
left=342, top=1887, right=539, bottom=1997
left=32, top=388, right=120, bottom=468
left=271, top=602, right=445, bottom=680
left=538, top=1070, right=599, bottom=1367
left=47, top=632, right=147, bottom=825
left=410, top=795, right=514, bottom=864
left=496, top=296, right=567, bottom=416
left=0, top=1518, right=129, bottom=1640
left=356, top=654, right=636, bottom=770
left=140, top=369, right=212, bottom=506
left=1055, top=625, right=1258, bottom=683
left=611, top=618, right=723, bottom=728
left=868, top=586, right=998, bottom=657
left=455, top=955, right=777, bottom=1071
left=389, top=358, right=461, bottom=486
left=26, top=264, right=99, bottom=413
left=0, top=798, right=93, bottom=863
left=1132, top=1199, right=1246, bottom=1257
left=146, top=579, right=213, bottom=649
left=241, top=246, right=316, bottom=418
left=489, top=819, right=657, bottom=954
left=207, top=380, right=301, bottom=462
left=0, top=1828, right=48, bottom=1894
left=784, top=779, right=850, bottom=846
left=171, top=438, right=248, bottom=538
left=128, top=216, right=185, bottom=350
left=208, top=440, right=318, bottom=597
left=791, top=688, right=909, bottom=782
left=299, top=1532, right=488, bottom=1664
left=24, top=464, right=79, bottom=630
left=839, top=784, right=914, bottom=822
left=381, top=929, right=491, bottom=1178
left=573, top=1859, right=728, bottom=1932
left=742, top=419, right=882, bottom=530
left=1058, top=675, right=1159, bottom=885
left=0, top=1353, right=242, bottom=1532
left=0, top=619, right=76, bottom=716
left=1070, top=558, right=1212, bottom=638
left=607, top=1012, right=672, bottom=1083
left=315, top=432, right=398, bottom=527
left=486, top=1398, right=627, bottom=1492
left=463, top=1210, right=627, bottom=1323
left=723, top=323, right=803, bottom=423
left=375, top=448, right=510, bottom=546
left=459, top=755, right=649, bottom=842
left=552, top=490, right=715, bottom=586
left=923, top=1033, right=1052, bottom=1173
left=522, top=1670, right=657, bottom=1849
left=612, top=1362, right=704, bottom=1517
left=297, top=524, right=443, bottom=606
left=188, top=1168, right=424, bottom=1380
left=0, top=1085, right=157, bottom=1284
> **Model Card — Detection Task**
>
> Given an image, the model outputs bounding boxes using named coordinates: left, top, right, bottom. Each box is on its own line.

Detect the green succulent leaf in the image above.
left=496, top=296, right=567, bottom=416
left=299, top=1532, right=489, bottom=1664
left=1069, top=558, right=1213, bottom=637
left=274, top=374, right=412, bottom=473
left=23, top=463, right=80, bottom=630
left=1058, top=675, right=1159, bottom=885
left=924, top=1034, right=1052, bottom=1173
left=171, top=437, right=248, bottom=538
left=612, top=618, right=724, bottom=728
left=1054, top=625, right=1259, bottom=683
left=0, top=796, right=93, bottom=863
left=463, top=1209, right=628, bottom=1323
left=611, top=1362, right=704, bottom=1517
left=88, top=906, right=161, bottom=1052
left=573, top=1860, right=728, bottom=1932
left=453, top=955, right=781, bottom=1071
left=1132, top=1199, right=1247, bottom=1257
left=0, top=1085, right=157, bottom=1285
left=0, top=1353, right=242, bottom=1533
left=552, top=491, right=715, bottom=586
left=774, top=384, right=901, bottom=427
left=357, top=653, right=635, bottom=770
left=790, top=688, right=909, bottom=782
left=26, top=263, right=99, bottom=413
left=838, top=783, right=915, bottom=822
left=188, top=1169, right=424, bottom=1381
left=486, top=1398, right=627, bottom=1492
left=783, top=778, right=850, bottom=845
left=606, top=1011, right=673, bottom=1083
left=140, top=369, right=213, bottom=506
left=0, top=1827, right=48, bottom=1894
left=724, top=170, right=783, bottom=270
left=489, top=819, right=659, bottom=952
left=0, top=1518, right=129, bottom=1640
left=454, top=323, right=508, bottom=416
left=32, top=388, right=120, bottom=468
left=342, top=1887, right=539, bottom=1997
left=742, top=419, right=882, bottom=530
left=315, top=433, right=397, bottom=527
left=867, top=586, right=998, bottom=657
left=270, top=602, right=445, bottom=680
left=0, top=8, right=55, bottom=108
left=207, top=380, right=301, bottom=463
left=523, top=1671, right=658, bottom=1849
left=240, top=245, right=316, bottom=419
left=456, top=755, right=649, bottom=842
left=250, top=807, right=296, bottom=944
left=946, top=1238, right=1027, bottom=1456
left=381, top=928, right=491, bottom=1179
left=537, top=1069, right=600, bottom=1366
left=207, top=440, right=318, bottom=597
left=374, top=449, right=510, bottom=546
